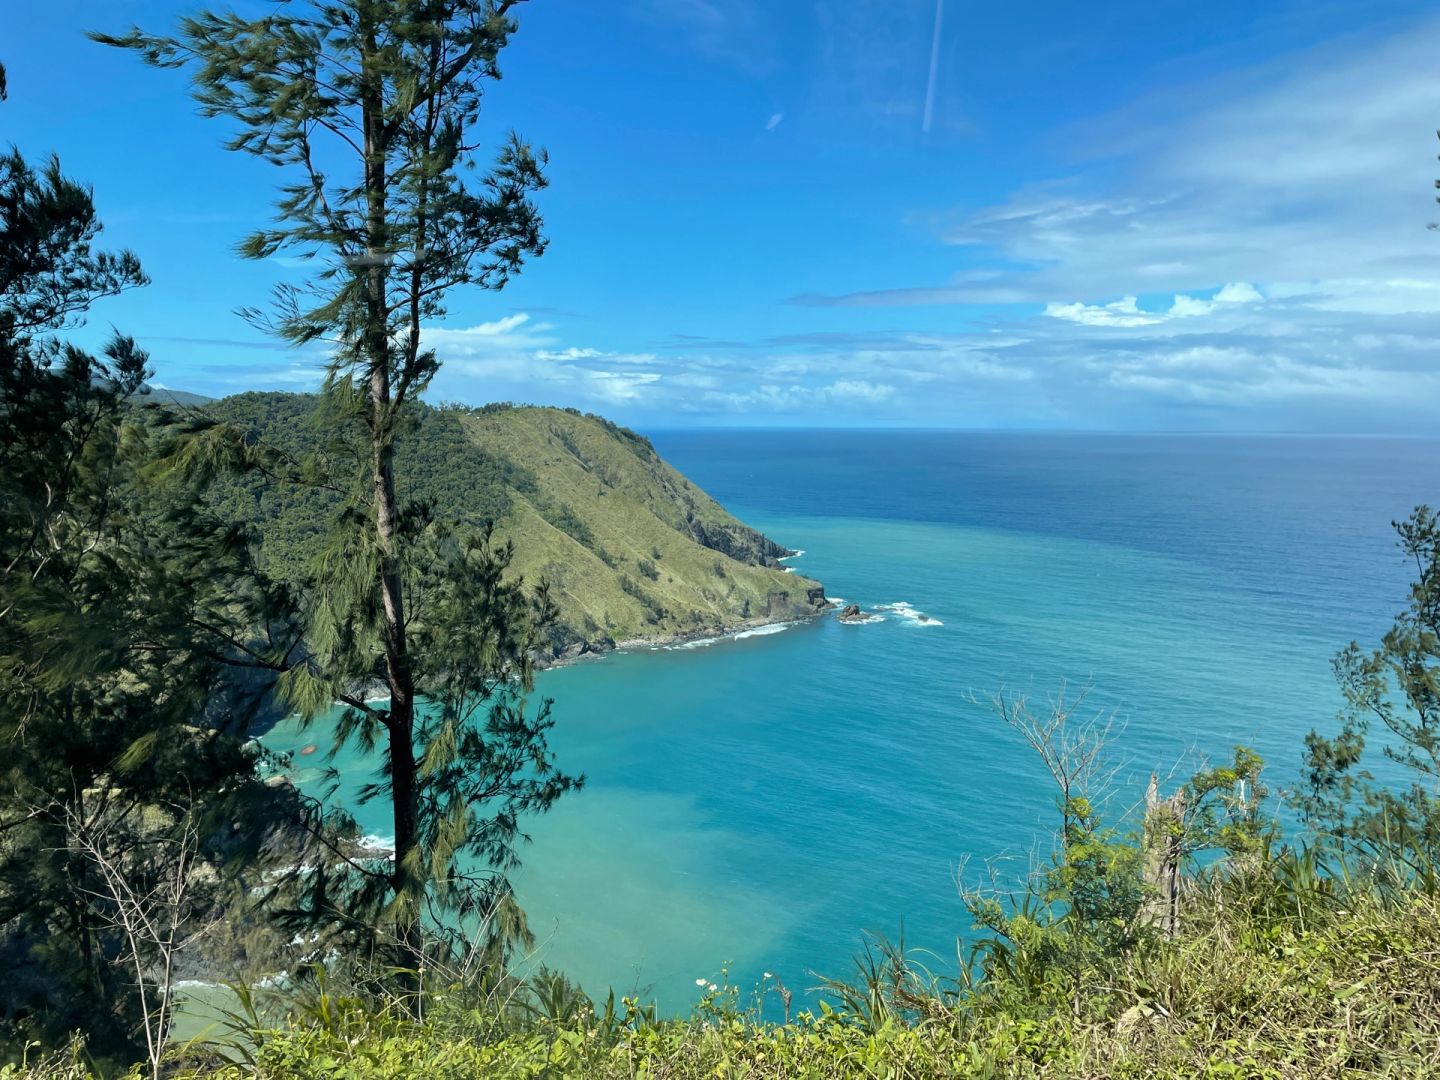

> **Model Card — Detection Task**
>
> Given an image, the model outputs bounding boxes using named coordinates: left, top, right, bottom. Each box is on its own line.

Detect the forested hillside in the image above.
left=200, top=392, right=828, bottom=657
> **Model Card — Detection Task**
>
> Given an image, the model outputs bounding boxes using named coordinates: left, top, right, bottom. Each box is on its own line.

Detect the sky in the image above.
left=6, top=0, right=1440, bottom=431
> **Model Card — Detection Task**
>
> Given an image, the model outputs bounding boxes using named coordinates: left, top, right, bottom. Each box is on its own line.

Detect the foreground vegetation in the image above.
left=175, top=883, right=1440, bottom=1078
left=7, top=841, right=1440, bottom=1078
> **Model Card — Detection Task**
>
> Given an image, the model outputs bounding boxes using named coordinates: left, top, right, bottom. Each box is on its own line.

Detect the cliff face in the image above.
left=200, top=394, right=827, bottom=657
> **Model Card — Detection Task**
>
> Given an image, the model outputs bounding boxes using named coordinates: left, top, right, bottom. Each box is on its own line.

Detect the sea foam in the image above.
left=665, top=623, right=792, bottom=650
left=732, top=623, right=790, bottom=640
left=875, top=601, right=943, bottom=626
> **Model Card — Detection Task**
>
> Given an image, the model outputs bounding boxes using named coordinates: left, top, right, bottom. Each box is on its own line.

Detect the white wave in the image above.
left=783, top=566, right=797, bottom=573
left=839, top=613, right=886, bottom=625
left=667, top=635, right=723, bottom=651
left=874, top=601, right=943, bottom=626
left=732, top=623, right=791, bottom=640
left=778, top=550, right=805, bottom=560
left=665, top=623, right=792, bottom=651
left=827, top=597, right=845, bottom=606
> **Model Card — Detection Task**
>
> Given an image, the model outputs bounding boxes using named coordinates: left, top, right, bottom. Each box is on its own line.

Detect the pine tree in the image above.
left=0, top=76, right=307, bottom=1060
left=1302, top=506, right=1440, bottom=860
left=97, top=2, right=579, bottom=983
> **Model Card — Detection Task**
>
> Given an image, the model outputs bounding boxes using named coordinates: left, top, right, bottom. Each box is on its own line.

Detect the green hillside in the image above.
left=200, top=392, right=827, bottom=657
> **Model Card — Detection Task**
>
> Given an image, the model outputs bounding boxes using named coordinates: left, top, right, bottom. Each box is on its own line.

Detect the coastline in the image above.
left=536, top=598, right=835, bottom=671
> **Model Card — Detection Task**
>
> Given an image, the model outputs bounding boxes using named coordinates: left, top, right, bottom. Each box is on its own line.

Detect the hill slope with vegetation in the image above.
left=200, top=392, right=827, bottom=658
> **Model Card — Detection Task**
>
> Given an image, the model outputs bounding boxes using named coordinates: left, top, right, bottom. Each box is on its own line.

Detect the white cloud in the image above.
left=1044, top=295, right=1160, bottom=327
left=424, top=313, right=556, bottom=355
left=405, top=24, right=1440, bottom=430
left=1047, top=282, right=1264, bottom=326
left=823, top=379, right=894, bottom=402
left=765, top=112, right=784, bottom=131
left=536, top=347, right=605, bottom=362
left=786, top=18, right=1440, bottom=427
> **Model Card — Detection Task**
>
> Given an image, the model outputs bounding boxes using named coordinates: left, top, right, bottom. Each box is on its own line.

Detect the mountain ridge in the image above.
left=194, top=392, right=829, bottom=659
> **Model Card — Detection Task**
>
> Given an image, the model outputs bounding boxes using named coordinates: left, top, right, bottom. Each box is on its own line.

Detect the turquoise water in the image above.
left=261, top=432, right=1437, bottom=1012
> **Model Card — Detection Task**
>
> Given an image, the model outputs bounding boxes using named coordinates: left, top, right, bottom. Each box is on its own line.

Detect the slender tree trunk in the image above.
left=360, top=19, right=424, bottom=987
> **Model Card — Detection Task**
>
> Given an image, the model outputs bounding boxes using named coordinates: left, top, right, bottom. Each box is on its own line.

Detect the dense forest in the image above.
left=4, top=2, right=1440, bottom=1078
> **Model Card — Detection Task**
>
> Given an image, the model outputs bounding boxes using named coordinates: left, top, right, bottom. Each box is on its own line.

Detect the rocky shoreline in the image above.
left=538, top=596, right=836, bottom=669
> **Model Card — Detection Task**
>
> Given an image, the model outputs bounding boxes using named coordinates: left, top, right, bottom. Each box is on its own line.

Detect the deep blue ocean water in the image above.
left=261, top=432, right=1437, bottom=1012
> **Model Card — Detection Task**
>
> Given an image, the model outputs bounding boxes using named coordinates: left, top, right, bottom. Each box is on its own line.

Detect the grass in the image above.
left=460, top=406, right=821, bottom=644
left=15, top=850, right=1440, bottom=1078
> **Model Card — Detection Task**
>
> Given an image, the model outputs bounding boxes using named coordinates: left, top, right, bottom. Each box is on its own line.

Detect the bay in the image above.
left=260, top=432, right=1438, bottom=1012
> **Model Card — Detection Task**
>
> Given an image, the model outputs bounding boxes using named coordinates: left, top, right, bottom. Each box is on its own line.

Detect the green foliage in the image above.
left=275, top=516, right=584, bottom=970
left=0, top=148, right=145, bottom=351
left=0, top=95, right=305, bottom=1069
left=1301, top=506, right=1440, bottom=862
left=152, top=391, right=820, bottom=651
left=197, top=394, right=529, bottom=581
left=964, top=794, right=1149, bottom=1022
left=14, top=504, right=1440, bottom=1079
left=618, top=575, right=666, bottom=624
left=1182, top=746, right=1274, bottom=859
left=98, top=0, right=569, bottom=992
left=536, top=500, right=598, bottom=553
left=13, top=870, right=1434, bottom=1078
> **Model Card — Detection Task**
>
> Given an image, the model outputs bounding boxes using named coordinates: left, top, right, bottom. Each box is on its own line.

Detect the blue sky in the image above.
left=7, top=1, right=1440, bottom=430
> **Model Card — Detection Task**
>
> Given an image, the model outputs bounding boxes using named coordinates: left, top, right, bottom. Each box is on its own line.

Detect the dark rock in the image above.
left=683, top=513, right=790, bottom=567
left=838, top=603, right=866, bottom=623
left=764, top=589, right=792, bottom=617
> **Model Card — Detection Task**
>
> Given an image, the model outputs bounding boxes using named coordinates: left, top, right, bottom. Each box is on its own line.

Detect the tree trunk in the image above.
left=360, top=17, right=424, bottom=988
left=1142, top=774, right=1185, bottom=937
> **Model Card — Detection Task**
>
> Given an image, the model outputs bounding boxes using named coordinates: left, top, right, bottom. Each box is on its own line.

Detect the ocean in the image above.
left=259, top=431, right=1437, bottom=1012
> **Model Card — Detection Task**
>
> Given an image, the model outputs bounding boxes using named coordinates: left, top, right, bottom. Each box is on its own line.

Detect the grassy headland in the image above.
left=200, top=393, right=828, bottom=658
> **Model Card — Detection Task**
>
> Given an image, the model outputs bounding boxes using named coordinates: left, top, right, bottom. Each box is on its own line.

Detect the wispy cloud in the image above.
left=634, top=0, right=776, bottom=74
left=921, top=0, right=944, bottom=134
left=765, top=112, right=784, bottom=131
left=187, top=18, right=1440, bottom=430
left=776, top=18, right=1440, bottom=428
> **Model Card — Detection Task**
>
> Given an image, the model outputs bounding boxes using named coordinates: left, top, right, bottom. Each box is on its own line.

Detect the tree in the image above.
left=961, top=688, right=1144, bottom=1017
left=96, top=0, right=576, bottom=982
left=1301, top=506, right=1440, bottom=867
left=962, top=689, right=1273, bottom=1016
left=62, top=800, right=211, bottom=1080
left=0, top=72, right=308, bottom=1063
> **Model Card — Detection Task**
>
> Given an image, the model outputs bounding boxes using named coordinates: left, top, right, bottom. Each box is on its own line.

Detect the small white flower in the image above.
left=708, top=983, right=718, bottom=993
left=763, top=972, right=773, bottom=979
left=696, top=978, right=707, bottom=986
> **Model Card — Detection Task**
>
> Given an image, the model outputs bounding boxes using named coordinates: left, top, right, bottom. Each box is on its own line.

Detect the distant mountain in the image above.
left=141, top=385, right=216, bottom=407
left=199, top=392, right=828, bottom=658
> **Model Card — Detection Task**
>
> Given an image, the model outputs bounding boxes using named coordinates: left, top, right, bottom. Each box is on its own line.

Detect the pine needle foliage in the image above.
left=0, top=93, right=304, bottom=1067
left=95, top=0, right=573, bottom=988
